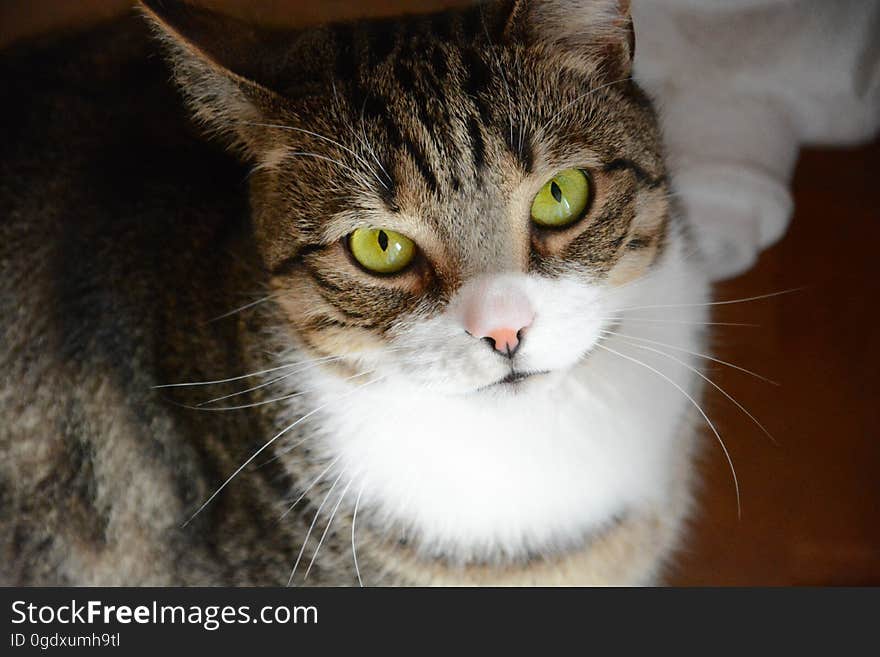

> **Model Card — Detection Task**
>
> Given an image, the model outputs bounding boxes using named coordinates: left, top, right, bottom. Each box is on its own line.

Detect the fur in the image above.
left=0, top=0, right=710, bottom=586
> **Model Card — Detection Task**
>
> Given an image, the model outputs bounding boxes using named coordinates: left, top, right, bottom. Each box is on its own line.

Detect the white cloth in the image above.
left=632, top=0, right=880, bottom=279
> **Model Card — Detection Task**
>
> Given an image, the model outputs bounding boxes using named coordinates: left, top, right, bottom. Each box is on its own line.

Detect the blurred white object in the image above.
left=632, top=0, right=880, bottom=279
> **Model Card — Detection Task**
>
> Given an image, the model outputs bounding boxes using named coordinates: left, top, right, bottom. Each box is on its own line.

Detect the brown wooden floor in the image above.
left=670, top=141, right=880, bottom=585
left=4, top=1, right=879, bottom=586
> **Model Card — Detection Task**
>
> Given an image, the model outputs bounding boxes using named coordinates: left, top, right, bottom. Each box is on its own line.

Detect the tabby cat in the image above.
left=0, top=0, right=711, bottom=585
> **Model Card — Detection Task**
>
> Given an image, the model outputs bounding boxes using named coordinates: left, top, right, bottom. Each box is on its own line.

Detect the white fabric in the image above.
left=632, top=0, right=880, bottom=279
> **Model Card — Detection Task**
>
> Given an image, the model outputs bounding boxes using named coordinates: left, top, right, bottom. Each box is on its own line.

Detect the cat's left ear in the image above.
left=506, top=0, right=634, bottom=79
left=139, top=0, right=296, bottom=158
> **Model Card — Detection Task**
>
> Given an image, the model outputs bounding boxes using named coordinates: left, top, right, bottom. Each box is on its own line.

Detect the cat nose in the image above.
left=480, top=327, right=526, bottom=358
left=460, top=274, right=534, bottom=358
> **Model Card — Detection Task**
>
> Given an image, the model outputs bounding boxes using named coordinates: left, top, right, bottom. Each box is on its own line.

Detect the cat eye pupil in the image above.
left=348, top=227, right=416, bottom=275
left=530, top=168, right=591, bottom=228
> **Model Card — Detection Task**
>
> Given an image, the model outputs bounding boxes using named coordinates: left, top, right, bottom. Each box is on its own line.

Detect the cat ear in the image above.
left=139, top=0, right=292, bottom=157
left=506, top=0, right=634, bottom=79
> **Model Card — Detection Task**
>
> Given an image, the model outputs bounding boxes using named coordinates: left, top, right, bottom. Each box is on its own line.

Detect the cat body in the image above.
left=0, top=0, right=709, bottom=585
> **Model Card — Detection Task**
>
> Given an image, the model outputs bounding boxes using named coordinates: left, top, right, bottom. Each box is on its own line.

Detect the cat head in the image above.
left=142, top=0, right=671, bottom=396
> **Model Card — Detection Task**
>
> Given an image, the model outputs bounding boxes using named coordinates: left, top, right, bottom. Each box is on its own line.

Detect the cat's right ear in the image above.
left=139, top=0, right=290, bottom=158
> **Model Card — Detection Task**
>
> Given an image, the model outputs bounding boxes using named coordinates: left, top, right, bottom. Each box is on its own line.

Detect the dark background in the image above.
left=2, top=0, right=878, bottom=586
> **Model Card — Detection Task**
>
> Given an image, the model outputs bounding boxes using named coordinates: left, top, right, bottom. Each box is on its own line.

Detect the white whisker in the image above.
left=351, top=484, right=365, bottom=587
left=154, top=358, right=332, bottom=389
left=616, top=338, right=777, bottom=446
left=261, top=375, right=387, bottom=465
left=614, top=288, right=804, bottom=313
left=332, top=80, right=393, bottom=188
left=602, top=317, right=759, bottom=328
left=356, top=102, right=393, bottom=186
left=184, top=370, right=377, bottom=412
left=196, top=356, right=344, bottom=407
left=279, top=456, right=342, bottom=520
left=283, top=150, right=375, bottom=193
left=600, top=329, right=779, bottom=385
left=242, top=121, right=389, bottom=191
left=181, top=376, right=383, bottom=527
left=206, top=294, right=277, bottom=323
left=304, top=479, right=354, bottom=581
left=288, top=469, right=346, bottom=587
left=538, top=77, right=632, bottom=137
left=594, top=341, right=742, bottom=518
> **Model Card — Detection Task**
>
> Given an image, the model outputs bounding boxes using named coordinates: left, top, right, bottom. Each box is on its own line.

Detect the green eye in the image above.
left=530, top=168, right=591, bottom=228
left=349, top=227, right=416, bottom=274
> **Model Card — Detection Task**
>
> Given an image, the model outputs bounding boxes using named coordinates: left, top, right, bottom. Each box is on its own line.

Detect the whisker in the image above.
left=351, top=484, right=365, bottom=588
left=594, top=341, right=742, bottom=519
left=153, top=358, right=334, bottom=389
left=156, top=345, right=402, bottom=391
left=181, top=376, right=383, bottom=527
left=304, top=479, right=354, bottom=581
left=613, top=288, right=804, bottom=313
left=195, top=356, right=344, bottom=407
left=206, top=293, right=278, bottom=324
left=600, top=329, right=779, bottom=385
left=356, top=101, right=393, bottom=187
left=288, top=469, right=346, bottom=587
left=183, top=370, right=377, bottom=412
left=341, top=86, right=382, bottom=182
left=241, top=121, right=389, bottom=191
left=601, top=317, right=760, bottom=328
left=332, top=81, right=393, bottom=188
left=282, top=150, right=376, bottom=193
left=279, top=456, right=342, bottom=520
left=256, top=431, right=315, bottom=469
left=616, top=338, right=777, bottom=446
left=538, top=76, right=633, bottom=137
left=260, top=375, right=387, bottom=465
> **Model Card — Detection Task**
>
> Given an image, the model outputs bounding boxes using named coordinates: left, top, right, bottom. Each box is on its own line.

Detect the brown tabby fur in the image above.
left=0, top=0, right=685, bottom=585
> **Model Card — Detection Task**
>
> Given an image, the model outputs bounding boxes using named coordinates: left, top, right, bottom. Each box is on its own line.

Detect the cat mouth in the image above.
left=482, top=369, right=550, bottom=390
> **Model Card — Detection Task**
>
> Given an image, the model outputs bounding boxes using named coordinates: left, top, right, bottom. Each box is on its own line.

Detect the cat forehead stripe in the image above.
left=322, top=10, right=552, bottom=209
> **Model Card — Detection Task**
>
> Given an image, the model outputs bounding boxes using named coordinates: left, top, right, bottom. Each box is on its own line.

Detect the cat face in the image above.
left=144, top=0, right=667, bottom=396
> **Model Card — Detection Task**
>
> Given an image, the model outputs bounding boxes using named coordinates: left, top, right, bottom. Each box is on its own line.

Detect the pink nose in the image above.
left=480, top=326, right=525, bottom=356
left=461, top=276, right=534, bottom=358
